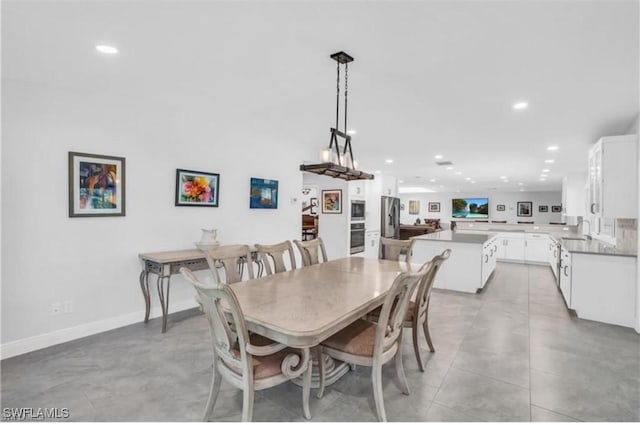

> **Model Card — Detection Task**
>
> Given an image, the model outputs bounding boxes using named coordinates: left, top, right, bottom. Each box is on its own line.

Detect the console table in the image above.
left=138, top=248, right=262, bottom=333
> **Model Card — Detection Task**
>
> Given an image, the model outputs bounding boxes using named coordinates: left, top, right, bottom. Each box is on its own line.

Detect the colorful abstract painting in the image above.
left=175, top=169, right=220, bottom=207
left=69, top=152, right=125, bottom=217
left=250, top=178, right=278, bottom=209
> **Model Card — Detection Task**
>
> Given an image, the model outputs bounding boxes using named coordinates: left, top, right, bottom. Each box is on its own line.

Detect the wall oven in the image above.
left=351, top=200, right=365, bottom=221
left=350, top=222, right=365, bottom=254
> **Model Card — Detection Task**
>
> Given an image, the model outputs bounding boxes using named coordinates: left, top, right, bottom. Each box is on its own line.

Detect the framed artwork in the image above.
left=552, top=205, right=562, bottom=213
left=250, top=177, right=278, bottom=209
left=400, top=203, right=405, bottom=211
left=310, top=197, right=318, bottom=215
left=409, top=200, right=420, bottom=215
left=496, top=204, right=506, bottom=212
left=517, top=201, right=533, bottom=217
left=539, top=205, right=549, bottom=213
left=322, top=189, right=342, bottom=214
left=68, top=151, right=125, bottom=217
left=428, top=202, right=440, bottom=212
left=175, top=169, right=220, bottom=207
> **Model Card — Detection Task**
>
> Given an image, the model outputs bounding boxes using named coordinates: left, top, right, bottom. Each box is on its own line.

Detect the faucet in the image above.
left=580, top=218, right=592, bottom=240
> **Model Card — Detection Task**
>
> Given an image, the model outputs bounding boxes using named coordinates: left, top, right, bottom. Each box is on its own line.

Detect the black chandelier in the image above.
left=299, top=51, right=374, bottom=181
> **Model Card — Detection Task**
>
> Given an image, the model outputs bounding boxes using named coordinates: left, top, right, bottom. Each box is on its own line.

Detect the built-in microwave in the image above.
left=351, top=200, right=365, bottom=221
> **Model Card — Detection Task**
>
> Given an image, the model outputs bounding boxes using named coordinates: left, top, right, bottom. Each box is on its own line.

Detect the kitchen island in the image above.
left=411, top=230, right=498, bottom=293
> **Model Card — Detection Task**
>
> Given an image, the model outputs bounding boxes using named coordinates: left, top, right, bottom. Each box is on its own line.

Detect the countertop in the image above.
left=411, top=230, right=495, bottom=244
left=415, top=228, right=637, bottom=257
left=559, top=238, right=637, bottom=258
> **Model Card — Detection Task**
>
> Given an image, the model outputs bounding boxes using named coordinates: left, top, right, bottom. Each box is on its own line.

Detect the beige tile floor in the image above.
left=2, top=262, right=639, bottom=421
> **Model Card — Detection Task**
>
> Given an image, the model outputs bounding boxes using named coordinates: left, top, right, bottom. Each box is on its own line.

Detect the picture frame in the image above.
left=539, top=205, right=549, bottom=213
left=428, top=202, right=440, bottom=212
left=322, top=189, right=342, bottom=214
left=409, top=200, right=420, bottom=215
left=517, top=201, right=533, bottom=217
left=310, top=197, right=318, bottom=215
left=250, top=177, right=278, bottom=209
left=496, top=204, right=506, bottom=212
left=400, top=203, right=405, bottom=211
left=68, top=151, right=126, bottom=217
left=175, top=169, right=220, bottom=207
left=552, top=205, right=562, bottom=213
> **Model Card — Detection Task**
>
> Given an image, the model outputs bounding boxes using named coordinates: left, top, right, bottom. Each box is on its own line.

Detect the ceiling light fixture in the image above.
left=545, top=159, right=555, bottom=164
left=446, top=166, right=454, bottom=170
left=503, top=179, right=509, bottom=183
left=385, top=159, right=393, bottom=164
left=434, top=154, right=443, bottom=160
left=471, top=181, right=477, bottom=184
left=429, top=179, right=436, bottom=183
left=539, top=178, right=546, bottom=181
left=500, top=176, right=507, bottom=179
left=547, top=146, right=559, bottom=151
left=347, top=129, right=357, bottom=135
left=95, top=44, right=119, bottom=54
left=542, top=169, right=550, bottom=173
left=398, top=187, right=436, bottom=194
left=465, top=177, right=471, bottom=181
left=513, top=101, right=528, bottom=110
left=398, top=180, right=404, bottom=183
left=300, top=51, right=373, bottom=180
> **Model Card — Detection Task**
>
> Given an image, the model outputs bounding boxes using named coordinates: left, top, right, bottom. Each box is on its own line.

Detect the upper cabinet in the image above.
left=588, top=135, right=638, bottom=219
left=561, top=171, right=587, bottom=217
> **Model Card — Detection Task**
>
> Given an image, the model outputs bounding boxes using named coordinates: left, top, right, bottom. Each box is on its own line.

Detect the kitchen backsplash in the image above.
left=616, top=218, right=637, bottom=252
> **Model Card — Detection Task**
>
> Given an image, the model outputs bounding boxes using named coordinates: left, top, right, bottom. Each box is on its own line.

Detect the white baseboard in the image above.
left=0, top=299, right=199, bottom=360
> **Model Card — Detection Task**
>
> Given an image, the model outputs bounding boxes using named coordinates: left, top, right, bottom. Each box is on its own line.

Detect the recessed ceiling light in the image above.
left=513, top=101, right=528, bottom=110
left=374, top=170, right=381, bottom=174
left=95, top=44, right=119, bottom=54
left=503, top=179, right=509, bottom=183
left=547, top=146, right=559, bottom=151
left=540, top=174, right=548, bottom=178
left=542, top=169, right=550, bottom=173
left=398, top=187, right=436, bottom=194
left=455, top=171, right=462, bottom=175
left=347, top=129, right=357, bottom=135
left=518, top=182, right=524, bottom=186
left=429, top=179, right=436, bottom=183
left=446, top=166, right=454, bottom=170
left=500, top=176, right=507, bottom=179
left=464, top=177, right=471, bottom=181
left=471, top=181, right=477, bottom=184
left=398, top=180, right=404, bottom=183
left=434, top=154, right=443, bottom=160
left=539, top=178, right=546, bottom=181
left=385, top=159, right=393, bottom=164
left=544, top=159, right=555, bottom=164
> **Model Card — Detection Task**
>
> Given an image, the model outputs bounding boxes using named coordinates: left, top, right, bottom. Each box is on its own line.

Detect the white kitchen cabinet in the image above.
left=524, top=234, right=549, bottom=263
left=349, top=180, right=366, bottom=200
left=559, top=247, right=572, bottom=307
left=364, top=231, right=380, bottom=258
left=497, top=234, right=525, bottom=262
left=571, top=253, right=637, bottom=328
left=547, top=237, right=560, bottom=279
left=481, top=237, right=498, bottom=286
left=561, top=172, right=587, bottom=217
left=588, top=135, right=638, bottom=221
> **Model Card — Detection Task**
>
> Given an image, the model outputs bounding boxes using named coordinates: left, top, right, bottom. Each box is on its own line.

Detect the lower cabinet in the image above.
left=524, top=234, right=549, bottom=263
left=496, top=233, right=550, bottom=264
left=481, top=237, right=498, bottom=286
left=496, top=234, right=525, bottom=261
left=559, top=248, right=572, bottom=306
left=571, top=253, right=637, bottom=328
left=363, top=231, right=380, bottom=258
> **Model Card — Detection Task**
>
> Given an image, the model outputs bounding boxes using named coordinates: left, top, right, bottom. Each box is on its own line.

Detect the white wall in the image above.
left=1, top=81, right=307, bottom=356
left=400, top=190, right=563, bottom=225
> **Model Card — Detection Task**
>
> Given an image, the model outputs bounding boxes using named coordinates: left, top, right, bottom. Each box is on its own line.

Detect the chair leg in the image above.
left=316, top=346, right=326, bottom=399
left=395, top=337, right=410, bottom=395
left=302, top=358, right=312, bottom=420
left=241, top=387, right=254, bottom=422
left=371, top=363, right=387, bottom=422
left=203, top=358, right=222, bottom=421
left=412, top=321, right=425, bottom=372
left=423, top=318, right=435, bottom=353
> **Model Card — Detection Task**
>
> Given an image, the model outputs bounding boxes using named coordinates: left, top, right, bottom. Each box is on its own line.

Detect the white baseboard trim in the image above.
left=0, top=299, right=199, bottom=360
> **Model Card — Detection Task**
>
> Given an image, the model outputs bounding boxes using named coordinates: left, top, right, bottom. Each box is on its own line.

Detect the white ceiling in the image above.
left=3, top=0, right=638, bottom=193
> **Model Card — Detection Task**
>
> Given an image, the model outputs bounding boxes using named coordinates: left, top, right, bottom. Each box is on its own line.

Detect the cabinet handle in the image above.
left=563, top=265, right=569, bottom=277
left=490, top=249, right=494, bottom=257
left=590, top=203, right=597, bottom=214
left=553, top=250, right=557, bottom=258
left=484, top=254, right=488, bottom=263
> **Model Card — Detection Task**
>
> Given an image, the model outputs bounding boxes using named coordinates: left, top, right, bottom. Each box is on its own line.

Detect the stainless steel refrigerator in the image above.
left=381, top=196, right=401, bottom=239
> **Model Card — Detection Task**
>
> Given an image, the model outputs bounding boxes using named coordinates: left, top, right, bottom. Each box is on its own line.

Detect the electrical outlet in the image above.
left=51, top=302, right=61, bottom=315
left=63, top=300, right=73, bottom=314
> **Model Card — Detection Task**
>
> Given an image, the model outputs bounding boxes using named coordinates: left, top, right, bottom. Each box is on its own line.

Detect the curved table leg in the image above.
left=139, top=269, right=151, bottom=323
left=156, top=274, right=171, bottom=333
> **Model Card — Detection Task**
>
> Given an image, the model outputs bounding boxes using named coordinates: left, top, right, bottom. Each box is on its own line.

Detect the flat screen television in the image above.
left=452, top=198, right=489, bottom=219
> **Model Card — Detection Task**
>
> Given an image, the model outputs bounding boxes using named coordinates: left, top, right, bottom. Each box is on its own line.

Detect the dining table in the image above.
left=226, top=256, right=417, bottom=387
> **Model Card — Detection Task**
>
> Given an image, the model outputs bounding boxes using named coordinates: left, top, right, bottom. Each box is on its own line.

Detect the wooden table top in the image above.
left=229, top=257, right=416, bottom=348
